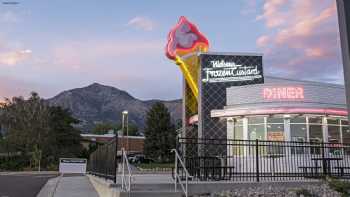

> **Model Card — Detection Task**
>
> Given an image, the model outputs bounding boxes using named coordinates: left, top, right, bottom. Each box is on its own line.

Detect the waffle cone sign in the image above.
left=166, top=16, right=209, bottom=99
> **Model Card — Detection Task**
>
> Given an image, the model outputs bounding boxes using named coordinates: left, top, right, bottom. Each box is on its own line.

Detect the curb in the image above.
left=0, top=171, right=59, bottom=176
left=36, top=174, right=62, bottom=197
left=87, top=174, right=119, bottom=197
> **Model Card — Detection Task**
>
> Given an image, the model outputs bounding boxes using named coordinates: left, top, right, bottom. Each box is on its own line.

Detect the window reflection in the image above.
left=342, top=123, right=350, bottom=154
left=309, top=118, right=323, bottom=155
left=267, top=117, right=284, bottom=154
left=290, top=117, right=307, bottom=154
left=328, top=119, right=341, bottom=155
left=233, top=119, right=243, bottom=155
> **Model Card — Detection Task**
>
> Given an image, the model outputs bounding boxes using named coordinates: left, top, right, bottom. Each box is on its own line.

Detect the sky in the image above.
left=0, top=0, right=342, bottom=101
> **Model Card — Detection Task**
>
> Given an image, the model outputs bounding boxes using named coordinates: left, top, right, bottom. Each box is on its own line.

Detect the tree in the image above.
left=47, top=106, right=83, bottom=164
left=0, top=93, right=51, bottom=156
left=0, top=92, right=83, bottom=169
left=144, top=102, right=176, bottom=163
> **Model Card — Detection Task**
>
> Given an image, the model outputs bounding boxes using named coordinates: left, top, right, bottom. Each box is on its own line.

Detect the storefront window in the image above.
left=342, top=120, right=350, bottom=144
left=309, top=117, right=323, bottom=154
left=328, top=119, right=341, bottom=155
left=234, top=119, right=243, bottom=140
left=328, top=119, right=340, bottom=143
left=266, top=117, right=284, bottom=154
left=342, top=120, right=350, bottom=154
left=248, top=117, right=265, bottom=155
left=248, top=117, right=265, bottom=140
left=309, top=117, right=323, bottom=141
left=248, top=124, right=265, bottom=140
left=290, top=117, right=307, bottom=154
left=267, top=118, right=284, bottom=141
left=233, top=119, right=244, bottom=155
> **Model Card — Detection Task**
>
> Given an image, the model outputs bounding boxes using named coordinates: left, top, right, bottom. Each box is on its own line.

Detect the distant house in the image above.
left=80, top=134, right=145, bottom=155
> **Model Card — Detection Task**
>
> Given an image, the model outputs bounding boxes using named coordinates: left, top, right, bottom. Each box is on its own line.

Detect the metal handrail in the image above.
left=121, top=148, right=132, bottom=192
left=171, top=149, right=192, bottom=197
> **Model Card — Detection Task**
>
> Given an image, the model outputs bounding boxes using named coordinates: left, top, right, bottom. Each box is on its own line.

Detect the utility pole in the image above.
left=337, top=0, right=350, bottom=123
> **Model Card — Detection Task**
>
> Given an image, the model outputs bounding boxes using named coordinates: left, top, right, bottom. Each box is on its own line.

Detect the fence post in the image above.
left=256, top=139, right=260, bottom=182
left=321, top=142, right=326, bottom=176
left=114, top=132, right=118, bottom=183
left=105, top=146, right=108, bottom=180
left=174, top=151, right=178, bottom=192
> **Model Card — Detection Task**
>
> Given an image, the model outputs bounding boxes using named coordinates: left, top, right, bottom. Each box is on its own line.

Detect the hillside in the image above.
left=47, top=83, right=181, bottom=132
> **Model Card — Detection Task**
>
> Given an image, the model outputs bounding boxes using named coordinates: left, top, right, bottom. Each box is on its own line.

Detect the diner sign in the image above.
left=263, top=86, right=304, bottom=101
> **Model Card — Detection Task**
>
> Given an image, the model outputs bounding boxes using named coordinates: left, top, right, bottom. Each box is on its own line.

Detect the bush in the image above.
left=327, top=177, right=350, bottom=197
left=46, top=163, right=58, bottom=171
left=0, top=155, right=30, bottom=171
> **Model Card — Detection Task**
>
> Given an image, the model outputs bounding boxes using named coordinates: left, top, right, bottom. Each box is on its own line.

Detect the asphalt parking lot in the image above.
left=0, top=172, right=58, bottom=197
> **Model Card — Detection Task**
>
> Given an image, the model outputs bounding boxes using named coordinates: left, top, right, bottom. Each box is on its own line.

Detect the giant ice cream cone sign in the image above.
left=166, top=16, right=209, bottom=99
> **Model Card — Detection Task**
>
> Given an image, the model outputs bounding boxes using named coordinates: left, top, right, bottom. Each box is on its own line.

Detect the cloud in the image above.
left=0, top=75, right=54, bottom=101
left=0, top=49, right=32, bottom=65
left=0, top=37, right=32, bottom=66
left=127, top=17, right=155, bottom=31
left=255, top=0, right=342, bottom=84
left=256, top=0, right=288, bottom=28
left=256, top=35, right=270, bottom=48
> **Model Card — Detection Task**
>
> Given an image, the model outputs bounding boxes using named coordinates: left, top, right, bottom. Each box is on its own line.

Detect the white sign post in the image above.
left=59, top=158, right=87, bottom=174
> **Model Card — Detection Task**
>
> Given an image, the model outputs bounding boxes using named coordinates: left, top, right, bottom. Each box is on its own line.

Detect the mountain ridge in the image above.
left=47, top=83, right=182, bottom=133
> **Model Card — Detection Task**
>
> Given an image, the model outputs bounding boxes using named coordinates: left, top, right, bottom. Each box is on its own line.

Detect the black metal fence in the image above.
left=177, top=138, right=350, bottom=182
left=88, top=139, right=117, bottom=181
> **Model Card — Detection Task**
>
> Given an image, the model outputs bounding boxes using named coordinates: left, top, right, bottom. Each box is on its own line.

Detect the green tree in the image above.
left=144, top=102, right=176, bottom=163
left=47, top=106, right=83, bottom=165
left=0, top=92, right=83, bottom=169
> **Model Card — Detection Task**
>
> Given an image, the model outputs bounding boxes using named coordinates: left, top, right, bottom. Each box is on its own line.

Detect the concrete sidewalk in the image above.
left=37, top=174, right=99, bottom=197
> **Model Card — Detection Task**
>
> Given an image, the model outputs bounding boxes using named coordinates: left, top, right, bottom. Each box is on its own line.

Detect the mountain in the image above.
left=47, top=83, right=182, bottom=133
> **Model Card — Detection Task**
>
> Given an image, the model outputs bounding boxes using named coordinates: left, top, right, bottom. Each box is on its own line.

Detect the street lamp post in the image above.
left=122, top=110, right=129, bottom=154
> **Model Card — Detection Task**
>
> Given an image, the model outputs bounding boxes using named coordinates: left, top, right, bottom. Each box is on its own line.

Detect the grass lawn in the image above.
left=136, top=163, right=174, bottom=169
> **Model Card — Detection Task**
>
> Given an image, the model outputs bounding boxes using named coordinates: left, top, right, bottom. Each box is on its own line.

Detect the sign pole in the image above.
left=337, top=0, right=350, bottom=124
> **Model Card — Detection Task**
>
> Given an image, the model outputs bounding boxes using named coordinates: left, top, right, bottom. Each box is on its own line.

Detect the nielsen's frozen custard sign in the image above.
left=202, top=59, right=263, bottom=83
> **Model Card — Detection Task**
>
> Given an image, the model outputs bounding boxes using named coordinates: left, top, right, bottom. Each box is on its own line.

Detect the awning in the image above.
left=211, top=107, right=348, bottom=118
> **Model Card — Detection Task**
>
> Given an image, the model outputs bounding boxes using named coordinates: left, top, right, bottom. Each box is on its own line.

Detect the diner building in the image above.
left=210, top=76, right=349, bottom=144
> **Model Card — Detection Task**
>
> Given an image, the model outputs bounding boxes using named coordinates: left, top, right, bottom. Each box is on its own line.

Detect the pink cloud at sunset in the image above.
left=0, top=76, right=50, bottom=102
left=0, top=49, right=32, bottom=65
left=255, top=0, right=342, bottom=83
left=256, top=35, right=270, bottom=48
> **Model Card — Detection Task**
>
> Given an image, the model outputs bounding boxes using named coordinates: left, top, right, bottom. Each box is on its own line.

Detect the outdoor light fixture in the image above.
left=122, top=110, right=129, bottom=154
